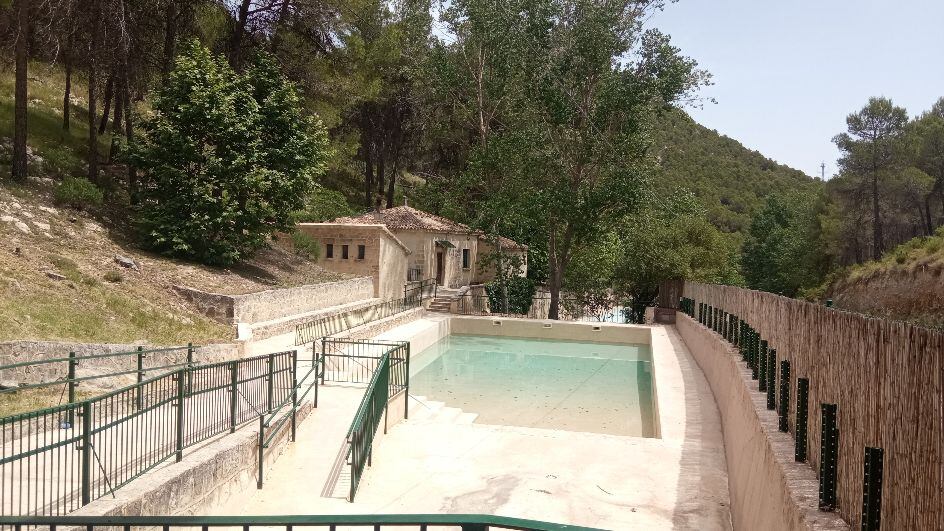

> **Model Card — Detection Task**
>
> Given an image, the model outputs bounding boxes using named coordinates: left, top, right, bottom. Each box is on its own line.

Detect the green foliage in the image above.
left=612, top=191, right=742, bottom=305
left=129, top=42, right=329, bottom=266
left=651, top=110, right=818, bottom=235
left=54, top=177, right=104, bottom=209
left=293, top=185, right=357, bottom=222
left=103, top=271, right=123, bottom=283
left=742, top=192, right=831, bottom=297
left=486, top=277, right=537, bottom=315
left=290, top=231, right=321, bottom=260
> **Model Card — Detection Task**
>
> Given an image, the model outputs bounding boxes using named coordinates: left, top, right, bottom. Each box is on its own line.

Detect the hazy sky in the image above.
left=648, top=1, right=944, bottom=178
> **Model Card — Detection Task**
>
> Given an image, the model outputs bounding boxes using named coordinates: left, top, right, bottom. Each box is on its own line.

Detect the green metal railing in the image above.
left=0, top=344, right=201, bottom=413
left=0, top=514, right=605, bottom=530
left=316, top=338, right=410, bottom=502
left=0, top=350, right=295, bottom=516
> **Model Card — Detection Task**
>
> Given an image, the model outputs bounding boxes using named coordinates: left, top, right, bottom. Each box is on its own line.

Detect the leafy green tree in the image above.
left=130, top=43, right=328, bottom=266
left=614, top=191, right=741, bottom=305
left=742, top=193, right=830, bottom=296
left=425, top=0, right=709, bottom=318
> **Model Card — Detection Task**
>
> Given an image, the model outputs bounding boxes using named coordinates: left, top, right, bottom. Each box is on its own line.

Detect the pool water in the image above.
left=409, top=334, right=656, bottom=437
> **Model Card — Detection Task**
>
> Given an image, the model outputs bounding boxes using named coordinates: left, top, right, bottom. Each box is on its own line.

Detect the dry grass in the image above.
left=0, top=387, right=98, bottom=418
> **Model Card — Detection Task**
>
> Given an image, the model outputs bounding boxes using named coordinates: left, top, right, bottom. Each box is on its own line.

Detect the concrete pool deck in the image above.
left=212, top=316, right=732, bottom=530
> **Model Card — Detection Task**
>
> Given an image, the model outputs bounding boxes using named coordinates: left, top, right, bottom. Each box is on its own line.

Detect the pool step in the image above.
left=406, top=395, right=478, bottom=425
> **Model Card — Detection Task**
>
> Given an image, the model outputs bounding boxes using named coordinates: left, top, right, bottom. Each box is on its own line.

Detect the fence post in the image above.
left=291, top=350, right=298, bottom=442
left=861, top=447, right=884, bottom=530
left=766, top=349, right=776, bottom=410
left=796, top=378, right=809, bottom=462
left=175, top=369, right=185, bottom=462
left=266, top=353, right=275, bottom=413
left=135, top=346, right=144, bottom=410
left=819, top=403, right=839, bottom=511
left=778, top=360, right=790, bottom=431
left=257, top=414, right=265, bottom=489
left=404, top=342, right=411, bottom=420
left=80, top=400, right=91, bottom=505
left=186, top=342, right=194, bottom=393
left=230, top=361, right=238, bottom=433
left=67, top=351, right=77, bottom=424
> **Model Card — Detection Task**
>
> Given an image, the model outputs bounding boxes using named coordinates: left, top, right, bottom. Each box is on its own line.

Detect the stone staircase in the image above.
left=427, top=296, right=456, bottom=313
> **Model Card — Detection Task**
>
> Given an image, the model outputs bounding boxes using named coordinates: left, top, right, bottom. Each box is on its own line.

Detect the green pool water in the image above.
left=409, top=334, right=656, bottom=437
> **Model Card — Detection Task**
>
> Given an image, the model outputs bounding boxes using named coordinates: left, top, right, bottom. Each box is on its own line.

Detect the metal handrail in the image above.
left=0, top=514, right=605, bottom=530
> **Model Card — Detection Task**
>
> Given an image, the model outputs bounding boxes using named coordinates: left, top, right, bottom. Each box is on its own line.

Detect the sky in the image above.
left=648, top=1, right=944, bottom=178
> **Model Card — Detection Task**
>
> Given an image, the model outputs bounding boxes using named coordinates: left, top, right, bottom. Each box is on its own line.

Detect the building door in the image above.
left=436, top=251, right=445, bottom=285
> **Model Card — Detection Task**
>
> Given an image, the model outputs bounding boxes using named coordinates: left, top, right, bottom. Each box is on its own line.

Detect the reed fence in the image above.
left=680, top=282, right=943, bottom=530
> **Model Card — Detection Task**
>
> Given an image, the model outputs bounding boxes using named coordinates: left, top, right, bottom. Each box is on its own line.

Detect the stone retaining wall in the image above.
left=0, top=341, right=238, bottom=389
left=675, top=314, right=848, bottom=531
left=174, top=277, right=375, bottom=325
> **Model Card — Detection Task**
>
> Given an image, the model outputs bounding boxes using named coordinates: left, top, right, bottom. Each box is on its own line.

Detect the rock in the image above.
left=38, top=206, right=59, bottom=215
left=1, top=216, right=31, bottom=234
left=34, top=221, right=51, bottom=232
left=115, top=254, right=138, bottom=270
left=69, top=216, right=77, bottom=223
left=0, top=380, right=20, bottom=391
left=45, top=271, right=67, bottom=281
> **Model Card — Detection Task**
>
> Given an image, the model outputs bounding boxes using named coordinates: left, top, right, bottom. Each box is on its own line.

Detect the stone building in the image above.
left=296, top=206, right=527, bottom=298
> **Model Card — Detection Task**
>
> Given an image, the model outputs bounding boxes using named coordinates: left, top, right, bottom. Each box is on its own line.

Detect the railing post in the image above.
left=257, top=414, right=265, bottom=489
left=175, top=369, right=185, bottom=462
left=291, top=350, right=298, bottom=441
left=186, top=342, right=194, bottom=393
left=230, top=361, right=238, bottom=433
left=67, top=351, right=77, bottom=424
left=266, top=353, right=275, bottom=413
left=80, top=400, right=91, bottom=505
left=135, top=346, right=144, bottom=410
left=404, top=343, right=411, bottom=420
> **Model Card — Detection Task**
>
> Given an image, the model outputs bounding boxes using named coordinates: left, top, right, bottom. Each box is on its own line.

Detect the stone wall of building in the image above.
left=295, top=223, right=410, bottom=299
left=174, top=276, right=375, bottom=325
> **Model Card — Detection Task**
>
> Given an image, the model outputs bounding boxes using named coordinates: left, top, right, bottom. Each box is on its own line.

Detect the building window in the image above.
left=342, top=245, right=349, bottom=259
left=357, top=245, right=366, bottom=260
left=325, top=244, right=334, bottom=259
left=462, top=248, right=471, bottom=269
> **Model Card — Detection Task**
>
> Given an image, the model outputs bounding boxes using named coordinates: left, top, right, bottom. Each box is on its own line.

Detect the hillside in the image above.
left=826, top=231, right=944, bottom=329
left=652, top=110, right=819, bottom=236
left=0, top=65, right=347, bottom=345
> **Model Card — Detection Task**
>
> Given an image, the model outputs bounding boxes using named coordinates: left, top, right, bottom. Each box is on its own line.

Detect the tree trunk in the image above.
left=228, top=0, right=252, bottom=69
left=119, top=0, right=136, bottom=202
left=98, top=72, right=114, bottom=135
left=547, top=231, right=560, bottom=320
left=871, top=172, right=883, bottom=260
left=88, top=0, right=103, bottom=186
left=11, top=0, right=30, bottom=182
left=924, top=196, right=934, bottom=235
left=161, top=0, right=177, bottom=80
left=63, top=31, right=73, bottom=131
left=108, top=75, right=124, bottom=164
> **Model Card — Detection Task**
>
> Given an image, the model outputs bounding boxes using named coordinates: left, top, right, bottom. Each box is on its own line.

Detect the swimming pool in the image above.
left=409, top=334, right=656, bottom=437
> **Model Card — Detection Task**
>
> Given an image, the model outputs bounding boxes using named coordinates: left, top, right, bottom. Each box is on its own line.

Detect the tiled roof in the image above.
left=332, top=206, right=474, bottom=233
left=331, top=206, right=527, bottom=250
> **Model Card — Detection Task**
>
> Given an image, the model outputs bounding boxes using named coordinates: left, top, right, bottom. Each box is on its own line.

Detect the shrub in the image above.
left=103, top=271, right=123, bottom=283
left=486, top=277, right=537, bottom=314
left=54, top=177, right=103, bottom=210
left=290, top=231, right=320, bottom=260
left=129, top=42, right=329, bottom=266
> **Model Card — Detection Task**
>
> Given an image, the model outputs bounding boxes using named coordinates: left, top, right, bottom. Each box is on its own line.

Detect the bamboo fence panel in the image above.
left=681, top=282, right=943, bottom=530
